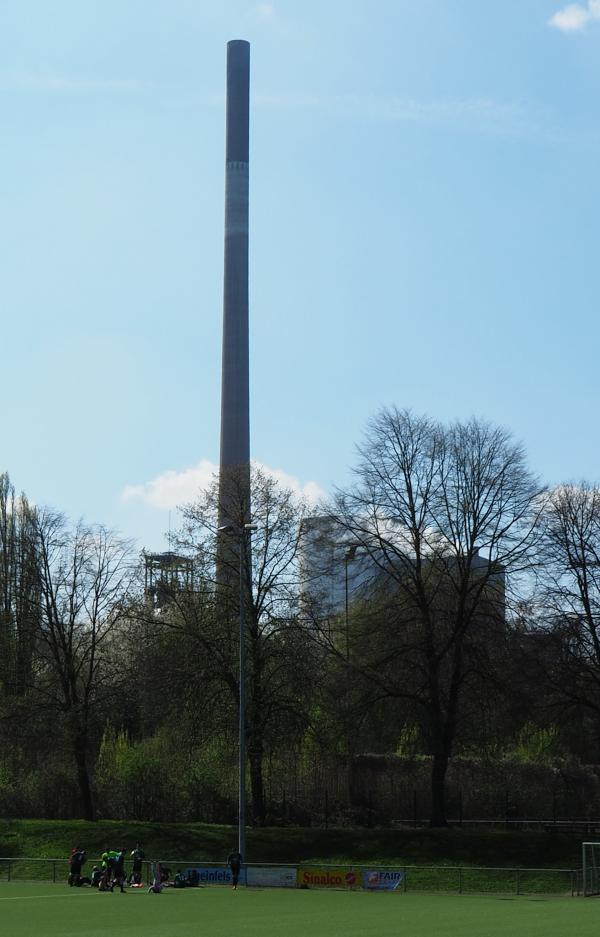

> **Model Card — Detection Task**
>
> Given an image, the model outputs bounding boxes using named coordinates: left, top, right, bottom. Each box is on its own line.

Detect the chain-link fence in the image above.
left=0, top=858, right=579, bottom=896
left=397, top=865, right=578, bottom=896
left=0, top=858, right=154, bottom=885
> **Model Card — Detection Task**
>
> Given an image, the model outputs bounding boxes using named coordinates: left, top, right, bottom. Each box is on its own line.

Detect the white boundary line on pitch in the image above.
left=0, top=892, right=88, bottom=901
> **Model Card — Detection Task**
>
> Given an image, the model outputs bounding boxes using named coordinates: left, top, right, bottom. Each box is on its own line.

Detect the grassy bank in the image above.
left=0, top=820, right=585, bottom=869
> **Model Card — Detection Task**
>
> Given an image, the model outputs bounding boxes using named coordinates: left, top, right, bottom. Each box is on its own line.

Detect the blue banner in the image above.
left=361, top=869, right=404, bottom=891
left=184, top=866, right=246, bottom=886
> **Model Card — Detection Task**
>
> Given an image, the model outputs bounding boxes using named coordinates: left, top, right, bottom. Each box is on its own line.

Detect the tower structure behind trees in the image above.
left=143, top=550, right=195, bottom=608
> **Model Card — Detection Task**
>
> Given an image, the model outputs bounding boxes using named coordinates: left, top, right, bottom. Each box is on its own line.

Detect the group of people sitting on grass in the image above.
left=68, top=844, right=243, bottom=893
left=67, top=843, right=150, bottom=891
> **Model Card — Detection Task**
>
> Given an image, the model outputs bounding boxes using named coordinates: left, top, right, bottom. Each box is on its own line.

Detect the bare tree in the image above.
left=151, top=465, right=315, bottom=825
left=535, top=483, right=600, bottom=753
left=328, top=408, right=542, bottom=826
left=0, top=473, right=38, bottom=694
left=30, top=510, right=137, bottom=820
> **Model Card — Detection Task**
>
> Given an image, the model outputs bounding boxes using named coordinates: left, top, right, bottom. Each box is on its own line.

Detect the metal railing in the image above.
left=0, top=858, right=156, bottom=885
left=397, top=865, right=578, bottom=896
left=392, top=818, right=600, bottom=833
left=0, top=858, right=579, bottom=896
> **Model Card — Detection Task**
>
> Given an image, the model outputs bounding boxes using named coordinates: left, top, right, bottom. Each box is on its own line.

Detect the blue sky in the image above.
left=1, top=0, right=600, bottom=549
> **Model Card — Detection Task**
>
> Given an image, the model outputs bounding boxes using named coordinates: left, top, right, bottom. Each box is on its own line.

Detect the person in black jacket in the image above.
left=226, top=849, right=243, bottom=890
left=68, top=847, right=86, bottom=886
left=130, top=843, right=145, bottom=885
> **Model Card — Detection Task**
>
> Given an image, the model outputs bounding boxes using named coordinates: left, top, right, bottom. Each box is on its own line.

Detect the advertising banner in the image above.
left=246, top=866, right=297, bottom=888
left=298, top=867, right=358, bottom=889
left=361, top=869, right=404, bottom=891
left=184, top=866, right=246, bottom=886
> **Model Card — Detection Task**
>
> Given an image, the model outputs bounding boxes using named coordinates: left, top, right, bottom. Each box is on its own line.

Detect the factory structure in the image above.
left=298, top=515, right=506, bottom=624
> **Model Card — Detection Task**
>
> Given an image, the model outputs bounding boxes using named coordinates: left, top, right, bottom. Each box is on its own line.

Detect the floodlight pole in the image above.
left=344, top=545, right=359, bottom=663
left=343, top=544, right=361, bottom=801
left=219, top=521, right=255, bottom=866
left=238, top=525, right=247, bottom=863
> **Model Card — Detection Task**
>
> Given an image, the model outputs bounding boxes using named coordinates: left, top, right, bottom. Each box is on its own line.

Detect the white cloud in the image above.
left=122, top=460, right=326, bottom=510
left=259, top=465, right=327, bottom=506
left=549, top=1, right=600, bottom=31
left=122, top=459, right=218, bottom=510
left=256, top=3, right=275, bottom=17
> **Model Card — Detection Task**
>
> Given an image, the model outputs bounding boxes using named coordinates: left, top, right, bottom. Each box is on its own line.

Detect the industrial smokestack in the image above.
left=217, top=42, right=252, bottom=856
left=218, top=40, right=251, bottom=534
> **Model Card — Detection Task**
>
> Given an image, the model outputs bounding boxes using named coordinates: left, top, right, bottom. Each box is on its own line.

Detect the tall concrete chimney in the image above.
left=218, top=40, right=251, bottom=532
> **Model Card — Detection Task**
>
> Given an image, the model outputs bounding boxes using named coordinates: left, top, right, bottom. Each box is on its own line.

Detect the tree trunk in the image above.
left=74, top=733, right=96, bottom=821
left=248, top=737, right=265, bottom=826
left=430, top=749, right=449, bottom=827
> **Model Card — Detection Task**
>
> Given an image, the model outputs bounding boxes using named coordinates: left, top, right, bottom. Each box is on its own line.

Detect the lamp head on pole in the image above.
left=218, top=523, right=257, bottom=535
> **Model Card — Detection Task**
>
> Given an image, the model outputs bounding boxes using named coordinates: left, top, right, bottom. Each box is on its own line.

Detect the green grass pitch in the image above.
left=1, top=884, right=598, bottom=937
